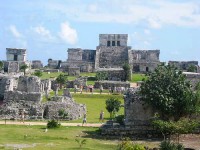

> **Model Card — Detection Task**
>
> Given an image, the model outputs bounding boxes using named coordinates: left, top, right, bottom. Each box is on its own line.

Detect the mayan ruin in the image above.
left=1, top=1, right=200, bottom=149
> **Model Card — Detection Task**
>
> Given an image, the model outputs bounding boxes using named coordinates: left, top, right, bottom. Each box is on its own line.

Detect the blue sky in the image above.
left=0, top=0, right=200, bottom=65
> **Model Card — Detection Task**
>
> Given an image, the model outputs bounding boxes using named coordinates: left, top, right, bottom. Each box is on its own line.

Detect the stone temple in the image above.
left=48, top=34, right=161, bottom=73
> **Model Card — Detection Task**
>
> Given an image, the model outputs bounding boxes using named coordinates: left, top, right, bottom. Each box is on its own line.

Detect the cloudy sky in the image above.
left=0, top=0, right=200, bottom=65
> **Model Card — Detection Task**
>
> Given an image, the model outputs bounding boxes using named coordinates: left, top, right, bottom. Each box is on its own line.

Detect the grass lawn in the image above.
left=70, top=93, right=124, bottom=123
left=43, top=90, right=124, bottom=123
left=131, top=73, right=147, bottom=82
left=0, top=125, right=117, bottom=150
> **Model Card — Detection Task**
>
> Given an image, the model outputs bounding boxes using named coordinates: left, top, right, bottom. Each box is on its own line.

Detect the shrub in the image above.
left=115, top=115, right=124, bottom=125
left=160, top=140, right=184, bottom=150
left=117, top=138, right=145, bottom=150
left=47, top=119, right=61, bottom=129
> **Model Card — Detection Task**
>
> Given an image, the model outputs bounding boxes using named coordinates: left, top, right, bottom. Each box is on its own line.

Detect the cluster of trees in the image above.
left=139, top=64, right=200, bottom=143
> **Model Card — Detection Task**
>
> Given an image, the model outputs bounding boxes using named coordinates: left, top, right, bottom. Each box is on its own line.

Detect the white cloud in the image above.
left=43, top=0, right=200, bottom=28
left=9, top=25, right=23, bottom=38
left=33, top=26, right=53, bottom=40
left=58, top=22, right=78, bottom=45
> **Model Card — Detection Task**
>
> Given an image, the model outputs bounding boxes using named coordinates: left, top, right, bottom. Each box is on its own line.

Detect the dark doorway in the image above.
left=146, top=67, right=149, bottom=72
left=14, top=55, right=18, bottom=61
left=133, top=65, right=140, bottom=72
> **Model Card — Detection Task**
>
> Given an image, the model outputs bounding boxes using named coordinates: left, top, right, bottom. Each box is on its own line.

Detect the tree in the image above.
left=187, top=64, right=197, bottom=72
left=20, top=64, right=28, bottom=76
left=122, top=62, right=131, bottom=81
left=56, top=74, right=68, bottom=89
left=95, top=71, right=108, bottom=81
left=34, top=70, right=43, bottom=77
left=0, top=61, right=3, bottom=70
left=140, top=64, right=200, bottom=121
left=105, top=97, right=121, bottom=119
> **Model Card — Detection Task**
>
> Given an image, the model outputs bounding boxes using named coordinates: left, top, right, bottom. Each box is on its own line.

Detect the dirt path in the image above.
left=0, top=121, right=102, bottom=127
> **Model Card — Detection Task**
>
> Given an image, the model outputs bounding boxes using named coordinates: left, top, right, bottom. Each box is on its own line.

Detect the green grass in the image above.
left=131, top=73, right=147, bottom=82
left=70, top=93, right=124, bottom=123
left=0, top=125, right=117, bottom=150
left=43, top=90, right=124, bottom=123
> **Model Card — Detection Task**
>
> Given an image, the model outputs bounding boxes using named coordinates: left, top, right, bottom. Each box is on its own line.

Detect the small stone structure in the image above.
left=168, top=61, right=198, bottom=71
left=183, top=72, right=200, bottom=89
left=3, top=48, right=31, bottom=73
left=68, top=67, right=80, bottom=76
left=94, top=80, right=130, bottom=89
left=101, top=88, right=156, bottom=138
left=0, top=75, right=86, bottom=120
left=66, top=77, right=87, bottom=88
left=31, top=60, right=43, bottom=69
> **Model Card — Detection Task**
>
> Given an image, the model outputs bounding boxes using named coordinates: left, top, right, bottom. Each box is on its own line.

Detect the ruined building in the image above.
left=48, top=34, right=160, bottom=74
left=3, top=48, right=30, bottom=73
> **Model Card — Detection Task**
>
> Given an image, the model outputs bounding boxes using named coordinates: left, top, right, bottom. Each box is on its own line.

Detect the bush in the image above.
left=115, top=115, right=124, bottom=125
left=160, top=141, right=184, bottom=150
left=47, top=120, right=61, bottom=129
left=117, top=138, right=145, bottom=150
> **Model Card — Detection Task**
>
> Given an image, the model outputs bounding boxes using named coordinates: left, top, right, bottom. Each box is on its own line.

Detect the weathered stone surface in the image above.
left=169, top=61, right=198, bottom=71
left=94, top=80, right=130, bottom=89
left=6, top=48, right=27, bottom=61
left=66, top=77, right=87, bottom=88
left=17, top=76, right=41, bottom=92
left=43, top=96, right=86, bottom=120
left=31, top=60, right=43, bottom=69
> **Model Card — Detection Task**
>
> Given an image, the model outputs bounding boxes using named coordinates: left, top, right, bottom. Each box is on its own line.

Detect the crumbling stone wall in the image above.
left=66, top=77, right=87, bottom=88
left=6, top=48, right=27, bottom=61
left=68, top=67, right=80, bottom=76
left=31, top=60, right=43, bottom=69
left=131, top=50, right=160, bottom=72
left=94, top=80, right=130, bottom=89
left=43, top=96, right=86, bottom=120
left=0, top=75, right=86, bottom=120
left=183, top=72, right=200, bottom=89
left=168, top=61, right=198, bottom=71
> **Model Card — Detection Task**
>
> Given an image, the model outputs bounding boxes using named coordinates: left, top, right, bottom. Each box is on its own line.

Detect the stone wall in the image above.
left=6, top=48, right=27, bottom=61
left=183, top=72, right=200, bottom=89
left=94, top=80, right=130, bottom=89
left=95, top=46, right=131, bottom=69
left=48, top=59, right=61, bottom=69
left=68, top=67, right=80, bottom=76
left=31, top=60, right=43, bottom=69
left=66, top=77, right=87, bottom=88
left=17, top=76, right=41, bottom=92
left=99, top=34, right=128, bottom=46
left=131, top=50, right=160, bottom=72
left=0, top=76, right=14, bottom=100
left=168, top=61, right=198, bottom=71
left=43, top=96, right=86, bottom=120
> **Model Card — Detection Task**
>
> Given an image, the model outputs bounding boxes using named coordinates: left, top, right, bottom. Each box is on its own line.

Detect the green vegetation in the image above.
left=40, top=71, right=146, bottom=84
left=71, top=93, right=124, bottom=123
left=106, top=97, right=121, bottom=119
left=20, top=64, right=28, bottom=75
left=47, top=120, right=61, bottom=129
left=0, top=125, right=116, bottom=150
left=0, top=61, right=3, bottom=70
left=140, top=64, right=200, bottom=121
left=55, top=74, right=68, bottom=89
left=34, top=70, right=43, bottom=77
left=117, top=138, right=145, bottom=150
left=160, top=140, right=184, bottom=150
left=187, top=64, right=197, bottom=72
left=95, top=71, right=108, bottom=81
left=122, top=62, right=131, bottom=81
left=131, top=73, right=146, bottom=82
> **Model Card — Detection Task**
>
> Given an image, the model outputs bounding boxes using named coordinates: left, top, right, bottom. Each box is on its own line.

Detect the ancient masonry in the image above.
left=47, top=34, right=161, bottom=74
left=3, top=48, right=43, bottom=73
left=0, top=75, right=86, bottom=120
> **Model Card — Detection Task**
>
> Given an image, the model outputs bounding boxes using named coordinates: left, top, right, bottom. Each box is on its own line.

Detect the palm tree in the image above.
left=20, top=64, right=28, bottom=76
